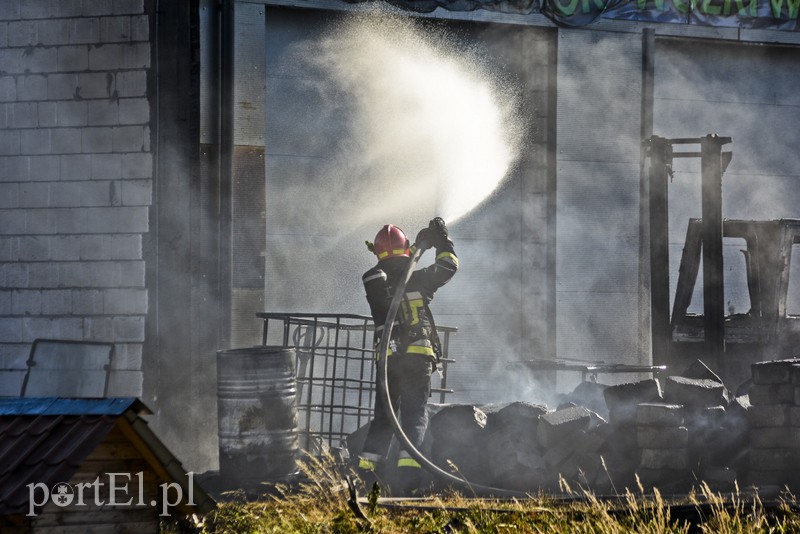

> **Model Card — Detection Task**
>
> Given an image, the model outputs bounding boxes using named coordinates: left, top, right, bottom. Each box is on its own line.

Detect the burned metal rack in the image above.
left=257, top=312, right=456, bottom=454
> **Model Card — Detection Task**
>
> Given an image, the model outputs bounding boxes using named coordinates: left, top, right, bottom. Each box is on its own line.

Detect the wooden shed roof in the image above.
left=0, top=397, right=214, bottom=516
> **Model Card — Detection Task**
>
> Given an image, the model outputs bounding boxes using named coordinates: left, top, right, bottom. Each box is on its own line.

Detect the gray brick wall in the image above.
left=0, top=0, right=151, bottom=397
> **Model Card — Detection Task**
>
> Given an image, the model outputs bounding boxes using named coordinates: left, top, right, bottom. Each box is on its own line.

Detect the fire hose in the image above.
left=374, top=245, right=530, bottom=498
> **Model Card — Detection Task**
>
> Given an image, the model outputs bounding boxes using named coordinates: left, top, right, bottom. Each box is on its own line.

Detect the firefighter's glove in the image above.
left=414, top=227, right=432, bottom=251
left=428, top=217, right=449, bottom=249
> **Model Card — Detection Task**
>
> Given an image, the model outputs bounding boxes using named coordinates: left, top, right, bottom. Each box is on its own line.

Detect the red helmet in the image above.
left=373, top=224, right=410, bottom=260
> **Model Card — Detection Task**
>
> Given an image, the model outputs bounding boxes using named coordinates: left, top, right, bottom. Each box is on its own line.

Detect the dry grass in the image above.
left=164, top=455, right=800, bottom=534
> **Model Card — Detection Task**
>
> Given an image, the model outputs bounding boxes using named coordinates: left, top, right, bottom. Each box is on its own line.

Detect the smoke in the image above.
left=291, top=14, right=523, bottom=234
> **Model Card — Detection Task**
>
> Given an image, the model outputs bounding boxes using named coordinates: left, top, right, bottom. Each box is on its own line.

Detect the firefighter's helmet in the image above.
left=372, top=224, right=410, bottom=260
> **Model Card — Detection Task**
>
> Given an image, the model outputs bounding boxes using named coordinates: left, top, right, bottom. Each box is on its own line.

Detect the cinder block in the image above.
left=0, top=22, right=6, bottom=48
left=0, top=183, right=19, bottom=208
left=38, top=19, right=71, bottom=46
left=131, top=15, right=148, bottom=41
left=29, top=154, right=60, bottom=181
left=107, top=370, right=143, bottom=396
left=0, top=2, right=19, bottom=21
left=99, top=17, right=131, bottom=43
left=82, top=0, right=115, bottom=16
left=8, top=20, right=37, bottom=47
left=752, top=359, right=800, bottom=385
left=749, top=405, right=792, bottom=428
left=80, top=235, right=111, bottom=260
left=684, top=405, right=726, bottom=430
left=537, top=405, right=592, bottom=449
left=0, top=76, right=16, bottom=101
left=112, top=125, right=144, bottom=152
left=111, top=343, right=143, bottom=370
left=1, top=156, right=28, bottom=181
left=91, top=153, right=121, bottom=180
left=119, top=260, right=144, bottom=287
left=0, top=210, right=26, bottom=235
left=0, top=291, right=9, bottom=314
left=69, top=18, right=99, bottom=45
left=121, top=152, right=151, bottom=178
left=636, top=403, right=684, bottom=427
left=89, top=43, right=125, bottom=70
left=91, top=261, right=121, bottom=287
left=12, top=289, right=42, bottom=315
left=749, top=448, right=799, bottom=471
left=0, top=130, right=20, bottom=156
left=52, top=127, right=82, bottom=154
left=17, top=236, right=49, bottom=261
left=77, top=72, right=113, bottom=99
left=83, top=316, right=113, bottom=339
left=116, top=71, right=146, bottom=98
left=60, top=154, right=91, bottom=180
left=9, top=102, right=37, bottom=128
left=0, top=318, right=23, bottom=343
left=128, top=43, right=149, bottom=69
left=82, top=127, right=113, bottom=153
left=56, top=100, right=87, bottom=127
left=114, top=0, right=146, bottom=16
left=605, top=379, right=663, bottom=425
left=50, top=208, right=85, bottom=234
left=111, top=234, right=141, bottom=260
left=486, top=401, right=547, bottom=431
left=19, top=182, right=50, bottom=208
left=59, top=262, right=88, bottom=286
left=80, top=180, right=112, bottom=206
left=15, top=75, right=47, bottom=101
left=749, top=384, right=795, bottom=406
left=637, top=426, right=689, bottom=449
left=48, top=182, right=82, bottom=207
left=47, top=73, right=79, bottom=100
left=0, top=237, right=13, bottom=261
left=28, top=263, right=58, bottom=288
left=113, top=316, right=145, bottom=342
left=19, top=128, right=51, bottom=155
left=640, top=448, right=688, bottom=470
left=41, top=289, right=72, bottom=314
left=49, top=236, right=81, bottom=261
left=750, top=427, right=800, bottom=448
left=87, top=100, right=118, bottom=126
left=57, top=45, right=88, bottom=71
left=118, top=98, right=148, bottom=125
left=664, top=376, right=728, bottom=407
left=72, top=289, right=104, bottom=314
left=24, top=47, right=57, bottom=73
left=20, top=1, right=50, bottom=19
left=4, top=263, right=29, bottom=287
left=121, top=179, right=150, bottom=205
left=38, top=102, right=56, bottom=127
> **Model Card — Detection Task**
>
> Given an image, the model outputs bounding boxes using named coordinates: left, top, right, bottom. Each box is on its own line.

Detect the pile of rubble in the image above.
left=418, top=359, right=800, bottom=494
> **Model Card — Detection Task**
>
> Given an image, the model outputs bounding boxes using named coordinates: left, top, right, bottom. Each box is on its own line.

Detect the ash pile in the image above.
left=416, top=358, right=800, bottom=494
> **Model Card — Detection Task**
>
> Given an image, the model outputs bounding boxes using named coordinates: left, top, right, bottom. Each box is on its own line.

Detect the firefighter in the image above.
left=357, top=217, right=458, bottom=495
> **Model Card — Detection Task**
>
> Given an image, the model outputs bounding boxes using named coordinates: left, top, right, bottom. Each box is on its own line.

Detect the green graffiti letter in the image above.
left=673, top=0, right=690, bottom=13
left=703, top=0, right=722, bottom=14
left=771, top=0, right=784, bottom=17
left=553, top=0, right=580, bottom=15
left=789, top=0, right=800, bottom=17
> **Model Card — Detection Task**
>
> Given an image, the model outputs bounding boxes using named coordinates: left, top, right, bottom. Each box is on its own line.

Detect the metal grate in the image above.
left=257, top=312, right=456, bottom=454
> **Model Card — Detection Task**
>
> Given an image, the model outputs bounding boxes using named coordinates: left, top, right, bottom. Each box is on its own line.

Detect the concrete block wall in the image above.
left=0, top=0, right=151, bottom=396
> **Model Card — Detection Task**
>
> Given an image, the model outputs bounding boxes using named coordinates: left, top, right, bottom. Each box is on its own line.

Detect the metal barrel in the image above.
left=216, top=346, right=299, bottom=484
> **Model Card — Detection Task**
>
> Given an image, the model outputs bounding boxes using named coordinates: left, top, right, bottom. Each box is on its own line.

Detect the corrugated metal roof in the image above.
left=0, top=397, right=212, bottom=516
left=0, top=397, right=150, bottom=416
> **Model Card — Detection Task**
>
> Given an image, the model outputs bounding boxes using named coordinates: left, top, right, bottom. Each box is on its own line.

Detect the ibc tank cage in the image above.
left=257, top=312, right=456, bottom=455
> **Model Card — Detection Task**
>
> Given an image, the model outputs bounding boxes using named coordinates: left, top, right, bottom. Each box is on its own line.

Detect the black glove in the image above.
left=414, top=227, right=432, bottom=251
left=428, top=217, right=449, bottom=249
